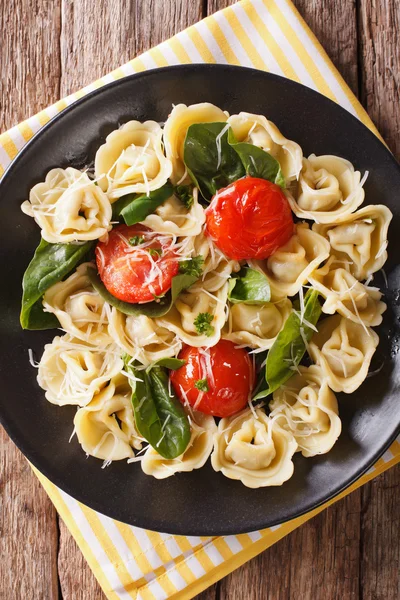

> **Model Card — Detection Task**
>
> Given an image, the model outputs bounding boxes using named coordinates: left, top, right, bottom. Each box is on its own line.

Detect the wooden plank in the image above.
left=358, top=0, right=400, bottom=160
left=58, top=518, right=105, bottom=600
left=360, top=466, right=400, bottom=599
left=59, top=0, right=203, bottom=96
left=0, top=1, right=61, bottom=598
left=0, top=0, right=61, bottom=132
left=0, top=427, right=60, bottom=599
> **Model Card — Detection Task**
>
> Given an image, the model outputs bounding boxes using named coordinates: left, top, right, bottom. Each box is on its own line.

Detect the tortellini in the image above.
left=223, top=299, right=292, bottom=349
left=164, top=102, right=228, bottom=184
left=141, top=188, right=205, bottom=236
left=95, top=120, right=172, bottom=199
left=269, top=365, right=341, bottom=457
left=211, top=408, right=297, bottom=488
left=43, top=263, right=111, bottom=345
left=108, top=309, right=182, bottom=366
left=141, top=412, right=216, bottom=478
left=74, top=373, right=143, bottom=461
left=308, top=257, right=386, bottom=326
left=250, top=223, right=330, bottom=298
left=21, top=167, right=112, bottom=243
left=308, top=315, right=379, bottom=393
left=227, top=112, right=303, bottom=181
left=37, top=335, right=123, bottom=407
left=288, top=154, right=366, bottom=223
left=155, top=283, right=229, bottom=348
left=313, top=204, right=392, bottom=280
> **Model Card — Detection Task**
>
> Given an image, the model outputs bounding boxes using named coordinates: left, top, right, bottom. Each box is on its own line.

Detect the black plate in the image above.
left=1, top=65, right=399, bottom=536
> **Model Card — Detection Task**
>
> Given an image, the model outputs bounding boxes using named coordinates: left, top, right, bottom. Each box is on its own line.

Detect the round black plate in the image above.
left=1, top=65, right=399, bottom=536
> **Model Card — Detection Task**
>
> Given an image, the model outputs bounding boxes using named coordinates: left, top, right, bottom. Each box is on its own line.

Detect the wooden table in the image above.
left=1, top=1, right=399, bottom=598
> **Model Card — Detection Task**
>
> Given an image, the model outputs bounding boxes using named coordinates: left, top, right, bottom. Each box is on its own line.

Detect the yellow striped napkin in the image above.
left=2, top=1, right=399, bottom=599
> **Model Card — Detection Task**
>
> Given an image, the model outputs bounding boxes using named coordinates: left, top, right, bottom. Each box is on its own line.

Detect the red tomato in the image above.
left=170, top=340, right=255, bottom=418
left=96, top=224, right=179, bottom=303
left=205, top=176, right=294, bottom=260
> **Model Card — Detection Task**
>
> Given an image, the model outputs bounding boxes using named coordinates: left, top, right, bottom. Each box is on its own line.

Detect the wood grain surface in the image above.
left=0, top=0, right=399, bottom=599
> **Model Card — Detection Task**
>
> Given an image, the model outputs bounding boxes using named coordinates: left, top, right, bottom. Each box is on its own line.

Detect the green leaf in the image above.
left=124, top=358, right=191, bottom=459
left=21, top=238, right=94, bottom=330
left=178, top=256, right=204, bottom=278
left=228, top=267, right=271, bottom=305
left=183, top=122, right=245, bottom=200
left=193, top=312, right=215, bottom=337
left=194, top=378, right=209, bottom=392
left=87, top=266, right=198, bottom=318
left=129, top=235, right=145, bottom=246
left=228, top=129, right=285, bottom=188
left=147, top=358, right=186, bottom=371
left=255, top=289, right=322, bottom=399
left=174, top=185, right=194, bottom=210
left=112, top=182, right=174, bottom=225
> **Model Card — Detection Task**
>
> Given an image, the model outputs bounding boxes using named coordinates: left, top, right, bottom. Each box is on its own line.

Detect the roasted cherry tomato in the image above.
left=170, top=340, right=255, bottom=417
left=96, top=224, right=179, bottom=303
left=205, top=176, right=294, bottom=260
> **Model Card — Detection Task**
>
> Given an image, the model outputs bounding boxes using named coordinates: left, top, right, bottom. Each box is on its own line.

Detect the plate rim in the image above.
left=1, top=63, right=400, bottom=536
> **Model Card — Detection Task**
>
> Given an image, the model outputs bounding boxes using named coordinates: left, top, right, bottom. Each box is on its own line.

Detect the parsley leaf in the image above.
left=148, top=247, right=162, bottom=258
left=179, top=255, right=204, bottom=278
left=129, top=235, right=145, bottom=246
left=194, top=378, right=209, bottom=392
left=194, top=312, right=214, bottom=337
left=175, top=185, right=194, bottom=210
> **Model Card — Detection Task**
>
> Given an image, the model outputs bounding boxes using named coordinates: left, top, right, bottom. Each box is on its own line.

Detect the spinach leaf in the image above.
left=112, top=182, right=173, bottom=225
left=124, top=357, right=191, bottom=459
left=148, top=358, right=186, bottom=371
left=253, top=289, right=321, bottom=400
left=87, top=267, right=197, bottom=318
left=183, top=122, right=245, bottom=200
left=228, top=129, right=285, bottom=188
left=228, top=267, right=271, bottom=305
left=21, top=238, right=94, bottom=330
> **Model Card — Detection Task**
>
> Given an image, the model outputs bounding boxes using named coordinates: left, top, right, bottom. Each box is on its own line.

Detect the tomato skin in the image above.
left=205, top=176, right=294, bottom=260
left=96, top=224, right=179, bottom=304
left=170, top=340, right=255, bottom=418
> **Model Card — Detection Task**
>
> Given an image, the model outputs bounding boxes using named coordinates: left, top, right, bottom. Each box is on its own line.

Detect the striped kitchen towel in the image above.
left=1, top=1, right=399, bottom=599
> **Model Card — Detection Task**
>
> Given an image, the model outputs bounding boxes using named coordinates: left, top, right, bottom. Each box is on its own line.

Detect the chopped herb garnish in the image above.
left=194, top=312, right=214, bottom=337
left=175, top=184, right=194, bottom=210
left=129, top=235, right=145, bottom=246
left=148, top=247, right=162, bottom=258
left=194, top=378, right=209, bottom=392
left=179, top=255, right=204, bottom=278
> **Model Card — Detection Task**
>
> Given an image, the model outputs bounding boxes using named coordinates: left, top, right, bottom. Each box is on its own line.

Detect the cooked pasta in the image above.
left=21, top=102, right=391, bottom=487
left=211, top=408, right=298, bottom=488
left=21, top=167, right=112, bottom=243
left=95, top=120, right=172, bottom=199
left=288, top=154, right=366, bottom=223
left=269, top=365, right=341, bottom=457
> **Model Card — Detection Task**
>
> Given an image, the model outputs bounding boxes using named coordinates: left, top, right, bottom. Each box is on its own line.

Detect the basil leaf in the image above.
left=21, top=238, right=93, bottom=329
left=255, top=289, right=322, bottom=399
left=112, top=182, right=174, bottom=225
left=228, top=129, right=285, bottom=188
left=124, top=358, right=190, bottom=459
left=87, top=267, right=197, bottom=317
left=228, top=267, right=271, bottom=305
left=184, top=122, right=245, bottom=200
left=148, top=358, right=186, bottom=371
